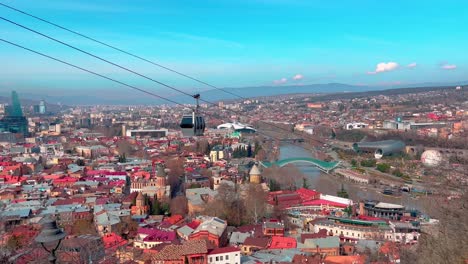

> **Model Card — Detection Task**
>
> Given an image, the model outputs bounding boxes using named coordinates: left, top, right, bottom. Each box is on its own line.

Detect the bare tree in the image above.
left=263, top=164, right=303, bottom=190
left=401, top=192, right=468, bottom=264
left=243, top=184, right=268, bottom=224
left=170, top=196, right=188, bottom=216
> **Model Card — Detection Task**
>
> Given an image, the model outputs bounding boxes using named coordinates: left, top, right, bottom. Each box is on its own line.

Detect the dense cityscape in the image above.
left=1, top=1, right=468, bottom=264
left=0, top=84, right=466, bottom=263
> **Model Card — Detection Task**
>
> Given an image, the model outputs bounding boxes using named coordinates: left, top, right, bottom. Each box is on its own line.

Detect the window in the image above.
left=220, top=256, right=223, bottom=261
left=210, top=257, right=212, bottom=262
left=216, top=257, right=219, bottom=261
left=226, top=255, right=229, bottom=260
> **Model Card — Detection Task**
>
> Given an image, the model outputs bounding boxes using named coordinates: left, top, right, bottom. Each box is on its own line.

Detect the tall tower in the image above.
left=0, top=91, right=28, bottom=136
left=156, top=165, right=167, bottom=199
left=39, top=100, right=46, bottom=114
left=249, top=164, right=262, bottom=184
left=212, top=168, right=222, bottom=190
left=8, top=91, right=23, bottom=117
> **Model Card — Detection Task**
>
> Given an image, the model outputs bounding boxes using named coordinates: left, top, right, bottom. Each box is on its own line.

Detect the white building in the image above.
left=345, top=122, right=368, bottom=130
left=208, top=247, right=241, bottom=264
left=217, top=122, right=256, bottom=133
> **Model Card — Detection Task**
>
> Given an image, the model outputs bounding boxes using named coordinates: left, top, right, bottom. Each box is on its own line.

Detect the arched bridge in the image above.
left=259, top=157, right=341, bottom=173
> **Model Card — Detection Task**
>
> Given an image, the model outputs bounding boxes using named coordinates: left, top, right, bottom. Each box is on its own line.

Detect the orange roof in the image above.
left=325, top=255, right=367, bottom=264
left=268, top=236, right=297, bottom=249
left=42, top=174, right=63, bottom=180
left=165, top=214, right=183, bottom=225
left=53, top=177, right=78, bottom=184
left=103, top=233, right=127, bottom=249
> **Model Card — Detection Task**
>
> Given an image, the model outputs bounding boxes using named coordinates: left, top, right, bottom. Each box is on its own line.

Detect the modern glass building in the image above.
left=0, top=91, right=29, bottom=136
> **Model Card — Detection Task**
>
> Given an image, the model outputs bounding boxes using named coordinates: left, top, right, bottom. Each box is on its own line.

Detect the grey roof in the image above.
left=95, top=211, right=120, bottom=226
left=302, top=236, right=340, bottom=249
left=242, top=249, right=304, bottom=264
left=0, top=208, right=31, bottom=218
left=229, top=231, right=251, bottom=245
left=74, top=181, right=99, bottom=187
left=186, top=187, right=217, bottom=206
left=177, top=225, right=194, bottom=237
left=355, top=240, right=381, bottom=253
left=193, top=216, right=227, bottom=237
left=353, top=140, right=405, bottom=155
left=94, top=203, right=122, bottom=214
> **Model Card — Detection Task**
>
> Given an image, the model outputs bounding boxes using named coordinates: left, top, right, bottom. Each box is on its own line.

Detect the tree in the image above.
left=247, top=143, right=253, bottom=157
left=360, top=159, right=376, bottom=167
left=343, top=205, right=353, bottom=216
left=170, top=196, right=188, bottom=216
left=6, top=235, right=24, bottom=250
left=263, top=165, right=303, bottom=191
left=203, top=183, right=244, bottom=226
left=244, top=184, right=268, bottom=224
left=71, top=219, right=97, bottom=235
left=76, top=158, right=85, bottom=166
left=118, top=153, right=127, bottom=163
left=337, top=184, right=349, bottom=198
left=376, top=163, right=391, bottom=173
left=392, top=169, right=404, bottom=177
left=255, top=149, right=267, bottom=161
left=269, top=179, right=281, bottom=192
left=351, top=159, right=358, bottom=167
left=151, top=197, right=161, bottom=215
left=401, top=192, right=468, bottom=263
left=161, top=202, right=170, bottom=216
left=302, top=177, right=310, bottom=189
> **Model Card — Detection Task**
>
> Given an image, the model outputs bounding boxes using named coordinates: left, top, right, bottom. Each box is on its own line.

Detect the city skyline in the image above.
left=1, top=0, right=467, bottom=97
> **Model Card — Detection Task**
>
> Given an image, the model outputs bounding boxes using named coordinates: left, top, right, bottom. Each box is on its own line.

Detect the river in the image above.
left=279, top=144, right=432, bottom=213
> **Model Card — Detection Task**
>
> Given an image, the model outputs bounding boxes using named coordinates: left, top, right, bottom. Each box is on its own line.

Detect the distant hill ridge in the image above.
left=1, top=81, right=466, bottom=105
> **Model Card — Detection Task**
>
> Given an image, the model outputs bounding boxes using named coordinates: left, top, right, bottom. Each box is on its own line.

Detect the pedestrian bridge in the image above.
left=259, top=157, right=341, bottom=173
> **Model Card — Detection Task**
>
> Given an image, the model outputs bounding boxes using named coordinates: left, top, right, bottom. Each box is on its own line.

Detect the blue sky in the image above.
left=1, top=0, right=467, bottom=97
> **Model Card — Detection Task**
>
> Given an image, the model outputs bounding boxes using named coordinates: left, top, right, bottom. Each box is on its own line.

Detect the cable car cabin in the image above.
left=180, top=112, right=205, bottom=137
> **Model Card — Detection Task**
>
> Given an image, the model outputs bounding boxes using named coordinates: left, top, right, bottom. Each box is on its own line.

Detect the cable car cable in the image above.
left=1, top=16, right=324, bottom=146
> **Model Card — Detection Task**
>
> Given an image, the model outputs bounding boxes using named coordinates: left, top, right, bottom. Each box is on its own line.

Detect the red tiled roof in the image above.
left=208, top=246, right=240, bottom=255
left=301, top=229, right=328, bottom=243
left=152, top=240, right=208, bottom=261
left=243, top=237, right=270, bottom=248
left=296, top=188, right=320, bottom=202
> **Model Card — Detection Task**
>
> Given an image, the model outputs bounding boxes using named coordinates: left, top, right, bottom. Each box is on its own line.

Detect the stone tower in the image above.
left=156, top=165, right=167, bottom=199
left=249, top=164, right=262, bottom=184
left=134, top=192, right=148, bottom=215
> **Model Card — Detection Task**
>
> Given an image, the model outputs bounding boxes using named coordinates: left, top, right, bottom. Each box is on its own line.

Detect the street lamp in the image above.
left=35, top=219, right=66, bottom=264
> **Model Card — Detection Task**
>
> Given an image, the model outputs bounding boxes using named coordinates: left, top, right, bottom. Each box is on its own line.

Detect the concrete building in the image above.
left=362, top=201, right=405, bottom=220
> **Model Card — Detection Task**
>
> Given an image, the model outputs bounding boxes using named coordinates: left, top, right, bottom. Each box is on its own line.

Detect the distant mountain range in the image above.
left=1, top=81, right=466, bottom=106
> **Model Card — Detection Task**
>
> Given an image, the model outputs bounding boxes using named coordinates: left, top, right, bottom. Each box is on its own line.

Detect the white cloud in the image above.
left=273, top=78, right=288, bottom=84
left=407, top=62, right=417, bottom=68
left=292, top=74, right=304, bottom=81
left=441, top=64, right=457, bottom=70
left=367, top=62, right=399, bottom=74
